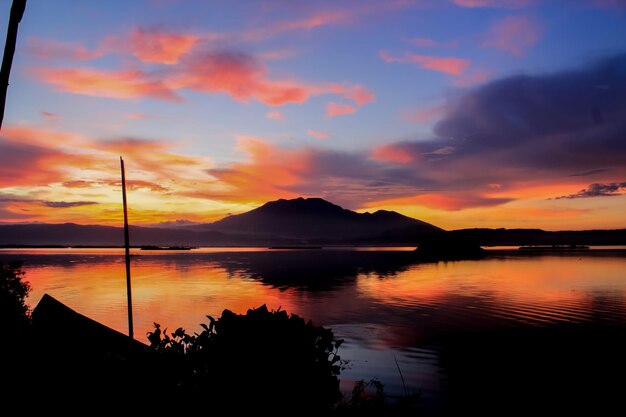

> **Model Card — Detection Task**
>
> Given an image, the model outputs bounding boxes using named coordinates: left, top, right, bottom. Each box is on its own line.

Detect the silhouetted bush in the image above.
left=147, top=304, right=343, bottom=412
left=0, top=261, right=30, bottom=333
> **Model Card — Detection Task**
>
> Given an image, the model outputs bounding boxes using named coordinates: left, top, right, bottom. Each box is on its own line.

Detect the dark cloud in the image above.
left=568, top=168, right=611, bottom=177
left=555, top=182, right=626, bottom=199
left=62, top=179, right=169, bottom=193
left=373, top=53, right=626, bottom=195
left=41, top=201, right=98, bottom=208
left=205, top=53, right=626, bottom=210
left=62, top=180, right=94, bottom=188
left=431, top=53, right=626, bottom=170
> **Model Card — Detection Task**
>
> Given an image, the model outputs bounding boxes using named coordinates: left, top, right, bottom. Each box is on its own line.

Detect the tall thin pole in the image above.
left=0, top=0, right=27, bottom=131
left=120, top=156, right=134, bottom=340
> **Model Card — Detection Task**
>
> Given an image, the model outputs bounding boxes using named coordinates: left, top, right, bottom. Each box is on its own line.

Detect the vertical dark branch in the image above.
left=0, top=0, right=27, bottom=131
left=120, top=156, right=134, bottom=340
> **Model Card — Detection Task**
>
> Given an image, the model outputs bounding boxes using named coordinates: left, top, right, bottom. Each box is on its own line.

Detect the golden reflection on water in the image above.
left=9, top=249, right=626, bottom=341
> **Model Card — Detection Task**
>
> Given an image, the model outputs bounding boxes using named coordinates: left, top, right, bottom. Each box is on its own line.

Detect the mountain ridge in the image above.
left=0, top=197, right=442, bottom=246
left=0, top=197, right=624, bottom=246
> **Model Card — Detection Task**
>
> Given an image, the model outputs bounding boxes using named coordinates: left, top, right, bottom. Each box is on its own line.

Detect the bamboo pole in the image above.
left=120, top=157, right=134, bottom=340
left=0, top=0, right=27, bottom=131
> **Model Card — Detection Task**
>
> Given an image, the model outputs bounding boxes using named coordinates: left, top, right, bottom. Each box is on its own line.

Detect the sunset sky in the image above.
left=1, top=0, right=625, bottom=230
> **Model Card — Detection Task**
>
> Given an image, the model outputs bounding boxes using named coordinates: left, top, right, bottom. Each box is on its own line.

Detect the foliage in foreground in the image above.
left=147, top=304, right=343, bottom=411
left=0, top=261, right=30, bottom=333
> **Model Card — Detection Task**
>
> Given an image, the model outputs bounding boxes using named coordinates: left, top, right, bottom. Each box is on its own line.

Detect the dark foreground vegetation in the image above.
left=1, top=262, right=417, bottom=414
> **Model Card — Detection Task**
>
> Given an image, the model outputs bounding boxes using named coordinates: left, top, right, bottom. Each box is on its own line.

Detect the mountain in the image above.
left=0, top=197, right=442, bottom=246
left=196, top=197, right=443, bottom=239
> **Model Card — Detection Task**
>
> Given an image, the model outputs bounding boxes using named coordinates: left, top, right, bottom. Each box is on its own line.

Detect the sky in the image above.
left=1, top=0, right=625, bottom=230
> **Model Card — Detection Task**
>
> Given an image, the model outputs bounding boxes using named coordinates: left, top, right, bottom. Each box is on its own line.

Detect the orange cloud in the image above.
left=329, top=83, right=375, bottom=106
left=453, top=0, right=536, bottom=7
left=128, top=26, right=199, bottom=64
left=173, top=51, right=311, bottom=106
left=367, top=193, right=513, bottom=211
left=26, top=37, right=103, bottom=61
left=1, top=125, right=84, bottom=147
left=483, top=16, right=542, bottom=57
left=326, top=102, right=356, bottom=117
left=380, top=50, right=470, bottom=75
left=31, top=67, right=183, bottom=102
left=371, top=144, right=415, bottom=164
left=126, top=113, right=150, bottom=120
left=200, top=136, right=311, bottom=203
left=307, top=129, right=329, bottom=139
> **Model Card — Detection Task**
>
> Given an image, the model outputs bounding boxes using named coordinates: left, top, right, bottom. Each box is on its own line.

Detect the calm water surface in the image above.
left=2, top=247, right=626, bottom=413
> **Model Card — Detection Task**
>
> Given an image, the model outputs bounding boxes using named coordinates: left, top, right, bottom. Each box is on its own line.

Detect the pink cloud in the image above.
left=243, top=10, right=350, bottom=42
left=31, top=67, right=183, bottom=102
left=371, top=144, right=415, bottom=164
left=342, top=84, right=375, bottom=106
left=326, top=83, right=375, bottom=113
left=266, top=111, right=284, bottom=122
left=408, top=37, right=458, bottom=48
left=326, top=102, right=357, bottom=117
left=380, top=50, right=470, bottom=75
left=126, top=113, right=150, bottom=120
left=403, top=105, right=445, bottom=123
left=483, top=16, right=542, bottom=57
left=27, top=37, right=103, bottom=61
left=452, top=68, right=492, bottom=87
left=40, top=111, right=61, bottom=119
left=127, top=26, right=199, bottom=64
left=173, top=51, right=312, bottom=106
left=307, top=129, right=330, bottom=139
left=453, top=0, right=536, bottom=8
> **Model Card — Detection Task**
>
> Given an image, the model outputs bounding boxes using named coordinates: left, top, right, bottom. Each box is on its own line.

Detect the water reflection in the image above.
left=2, top=248, right=626, bottom=413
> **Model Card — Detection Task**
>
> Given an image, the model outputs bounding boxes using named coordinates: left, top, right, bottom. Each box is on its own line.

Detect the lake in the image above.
left=2, top=247, right=626, bottom=414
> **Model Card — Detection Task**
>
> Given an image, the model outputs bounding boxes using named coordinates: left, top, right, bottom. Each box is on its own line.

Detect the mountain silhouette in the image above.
left=0, top=197, right=441, bottom=246
left=199, top=197, right=443, bottom=239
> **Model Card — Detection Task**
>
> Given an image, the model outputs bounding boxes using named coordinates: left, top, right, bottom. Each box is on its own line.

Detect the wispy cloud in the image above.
left=31, top=67, right=183, bottom=102
left=371, top=144, right=415, bottom=164
left=555, top=182, right=626, bottom=199
left=365, top=193, right=513, bottom=210
left=452, top=68, right=492, bottom=87
left=326, top=102, right=357, bottom=117
left=407, top=37, right=458, bottom=48
left=240, top=10, right=350, bottom=42
left=121, top=26, right=200, bottom=65
left=266, top=111, right=284, bottom=122
left=483, top=16, right=542, bottom=57
left=26, top=37, right=103, bottom=61
left=126, top=113, right=150, bottom=120
left=403, top=104, right=445, bottom=123
left=172, top=50, right=313, bottom=106
left=453, top=0, right=537, bottom=8
left=307, top=129, right=330, bottom=139
left=380, top=50, right=470, bottom=75
left=41, top=200, right=98, bottom=208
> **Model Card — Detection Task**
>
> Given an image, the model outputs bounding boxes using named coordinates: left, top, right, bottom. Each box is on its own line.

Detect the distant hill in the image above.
left=197, top=197, right=442, bottom=239
left=0, top=197, right=442, bottom=246
left=1, top=198, right=624, bottom=247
